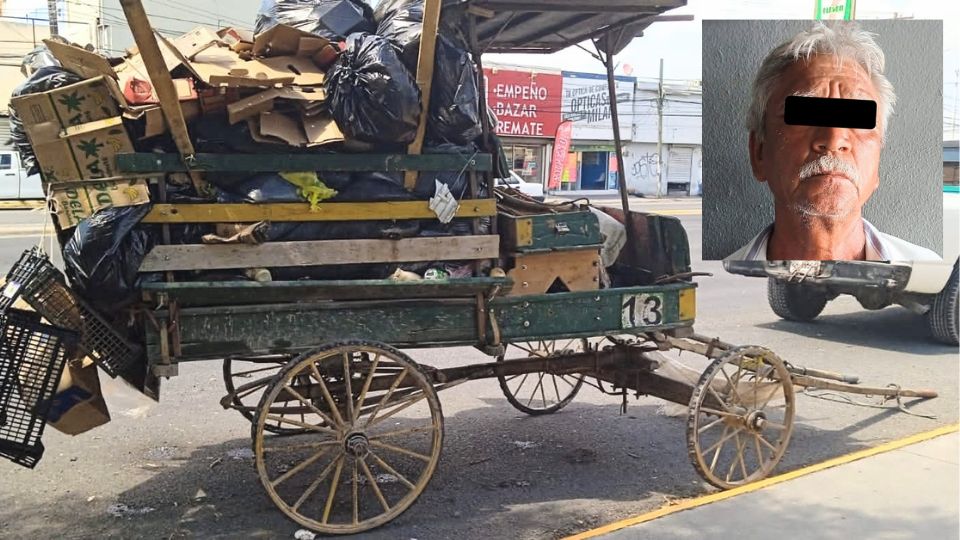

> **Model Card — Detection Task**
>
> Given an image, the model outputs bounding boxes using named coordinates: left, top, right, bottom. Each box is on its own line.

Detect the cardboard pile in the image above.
left=10, top=23, right=345, bottom=231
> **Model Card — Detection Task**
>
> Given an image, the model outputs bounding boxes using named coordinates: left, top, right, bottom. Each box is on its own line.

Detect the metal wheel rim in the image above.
left=496, top=339, right=587, bottom=415
left=223, top=357, right=307, bottom=435
left=686, top=345, right=795, bottom=489
left=253, top=341, right=443, bottom=535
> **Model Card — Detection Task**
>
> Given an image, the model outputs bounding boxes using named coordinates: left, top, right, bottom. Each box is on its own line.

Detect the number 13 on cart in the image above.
left=621, top=293, right=664, bottom=328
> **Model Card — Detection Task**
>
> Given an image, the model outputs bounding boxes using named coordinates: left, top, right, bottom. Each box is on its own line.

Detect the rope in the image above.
left=801, top=385, right=937, bottom=420
left=37, top=189, right=56, bottom=255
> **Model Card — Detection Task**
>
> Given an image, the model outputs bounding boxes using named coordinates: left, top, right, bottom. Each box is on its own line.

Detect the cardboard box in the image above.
left=253, top=111, right=344, bottom=147
left=49, top=177, right=151, bottom=229
left=10, top=76, right=137, bottom=182
left=227, top=86, right=326, bottom=124
left=30, top=117, right=135, bottom=182
left=47, top=357, right=111, bottom=436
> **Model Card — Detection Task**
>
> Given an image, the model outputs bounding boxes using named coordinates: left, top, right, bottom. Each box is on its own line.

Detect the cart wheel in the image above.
left=686, top=345, right=795, bottom=489
left=496, top=339, right=588, bottom=415
left=253, top=341, right=443, bottom=535
left=223, top=357, right=309, bottom=435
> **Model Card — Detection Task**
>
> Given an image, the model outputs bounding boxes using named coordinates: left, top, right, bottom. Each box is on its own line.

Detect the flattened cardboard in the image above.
left=50, top=177, right=151, bottom=229
left=259, top=56, right=326, bottom=86
left=303, top=115, right=344, bottom=146
left=258, top=111, right=344, bottom=147
left=43, top=39, right=116, bottom=80
left=227, top=87, right=326, bottom=124
left=252, top=24, right=327, bottom=57
left=258, top=112, right=306, bottom=146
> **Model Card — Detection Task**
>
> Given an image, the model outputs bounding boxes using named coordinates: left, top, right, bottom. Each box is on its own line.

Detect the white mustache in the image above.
left=798, top=155, right=860, bottom=183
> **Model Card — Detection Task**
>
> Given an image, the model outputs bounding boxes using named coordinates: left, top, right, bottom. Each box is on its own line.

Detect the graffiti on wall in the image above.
left=630, top=152, right=661, bottom=181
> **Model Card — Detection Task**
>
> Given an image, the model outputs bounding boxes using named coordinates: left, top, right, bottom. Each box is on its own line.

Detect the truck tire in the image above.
left=927, top=262, right=959, bottom=346
left=767, top=278, right=828, bottom=322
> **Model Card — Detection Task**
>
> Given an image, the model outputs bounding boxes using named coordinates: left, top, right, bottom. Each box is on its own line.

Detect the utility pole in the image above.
left=656, top=58, right=664, bottom=199
left=47, top=0, right=59, bottom=36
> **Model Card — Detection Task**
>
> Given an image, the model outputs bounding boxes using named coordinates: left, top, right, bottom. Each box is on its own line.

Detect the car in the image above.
left=723, top=184, right=959, bottom=345
left=496, top=170, right=545, bottom=201
left=0, top=150, right=43, bottom=200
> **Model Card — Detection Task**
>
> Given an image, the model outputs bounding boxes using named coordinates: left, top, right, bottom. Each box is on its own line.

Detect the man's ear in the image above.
left=748, top=131, right=766, bottom=183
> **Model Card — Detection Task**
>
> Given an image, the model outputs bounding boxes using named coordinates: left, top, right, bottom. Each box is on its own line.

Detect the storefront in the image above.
left=483, top=66, right=563, bottom=185
left=554, top=71, right=636, bottom=193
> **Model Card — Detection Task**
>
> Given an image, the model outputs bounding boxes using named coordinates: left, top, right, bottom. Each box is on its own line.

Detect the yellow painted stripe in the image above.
left=565, top=423, right=959, bottom=540
left=0, top=200, right=44, bottom=209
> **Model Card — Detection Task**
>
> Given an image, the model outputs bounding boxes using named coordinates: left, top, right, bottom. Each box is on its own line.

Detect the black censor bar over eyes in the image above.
left=784, top=96, right=877, bottom=129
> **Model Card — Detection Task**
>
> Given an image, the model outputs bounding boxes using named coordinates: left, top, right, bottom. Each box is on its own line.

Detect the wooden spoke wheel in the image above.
left=223, top=356, right=311, bottom=435
left=496, top=339, right=588, bottom=416
left=253, top=341, right=443, bottom=535
left=687, top=346, right=795, bottom=489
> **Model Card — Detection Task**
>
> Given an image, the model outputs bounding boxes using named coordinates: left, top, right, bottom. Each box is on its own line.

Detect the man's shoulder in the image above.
left=875, top=231, right=942, bottom=261
left=724, top=225, right=771, bottom=262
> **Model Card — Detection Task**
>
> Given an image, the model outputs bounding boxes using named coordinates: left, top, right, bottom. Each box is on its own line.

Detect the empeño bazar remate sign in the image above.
left=483, top=67, right=563, bottom=138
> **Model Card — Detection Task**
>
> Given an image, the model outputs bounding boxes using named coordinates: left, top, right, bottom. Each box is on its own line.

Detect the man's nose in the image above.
left=810, top=126, right=851, bottom=154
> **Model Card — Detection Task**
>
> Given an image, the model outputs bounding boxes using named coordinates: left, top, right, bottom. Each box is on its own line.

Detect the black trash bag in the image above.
left=9, top=67, right=83, bottom=176
left=325, top=33, right=421, bottom=146
left=216, top=172, right=303, bottom=203
left=63, top=205, right=154, bottom=310
left=336, top=172, right=414, bottom=201
left=425, top=36, right=482, bottom=146
left=255, top=0, right=376, bottom=41
left=20, top=43, right=62, bottom=76
left=411, top=143, right=480, bottom=199
left=374, top=0, right=468, bottom=69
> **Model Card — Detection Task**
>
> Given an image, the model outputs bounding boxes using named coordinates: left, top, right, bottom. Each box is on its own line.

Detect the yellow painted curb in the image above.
left=0, top=200, right=44, bottom=210
left=565, top=423, right=959, bottom=540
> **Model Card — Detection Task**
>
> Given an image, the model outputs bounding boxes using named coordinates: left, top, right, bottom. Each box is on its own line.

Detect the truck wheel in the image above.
left=927, top=262, right=959, bottom=346
left=767, top=278, right=828, bottom=322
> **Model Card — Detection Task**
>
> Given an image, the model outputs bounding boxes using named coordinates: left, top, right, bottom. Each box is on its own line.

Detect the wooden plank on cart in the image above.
left=404, top=0, right=443, bottom=189
left=139, top=235, right=501, bottom=272
left=117, top=153, right=492, bottom=174
left=142, top=199, right=497, bottom=223
left=140, top=277, right=513, bottom=306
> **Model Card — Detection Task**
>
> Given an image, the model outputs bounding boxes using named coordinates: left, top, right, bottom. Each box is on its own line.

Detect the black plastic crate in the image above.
left=0, top=308, right=77, bottom=468
left=1, top=247, right=142, bottom=378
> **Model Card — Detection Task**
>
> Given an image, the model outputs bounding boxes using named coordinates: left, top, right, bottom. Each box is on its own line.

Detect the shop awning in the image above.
left=465, top=0, right=687, bottom=55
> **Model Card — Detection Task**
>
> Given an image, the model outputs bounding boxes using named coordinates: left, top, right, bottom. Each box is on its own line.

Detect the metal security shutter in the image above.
left=0, top=116, right=12, bottom=151
left=667, top=147, right=693, bottom=183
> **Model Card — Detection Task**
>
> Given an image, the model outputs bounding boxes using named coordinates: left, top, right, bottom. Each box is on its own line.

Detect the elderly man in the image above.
left=726, top=22, right=939, bottom=261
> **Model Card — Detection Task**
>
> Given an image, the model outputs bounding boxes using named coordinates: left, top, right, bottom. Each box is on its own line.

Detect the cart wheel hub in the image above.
left=746, top=410, right=767, bottom=432
left=344, top=431, right=370, bottom=458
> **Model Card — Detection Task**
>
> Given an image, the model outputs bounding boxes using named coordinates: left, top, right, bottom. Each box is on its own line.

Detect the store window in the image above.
left=502, top=143, right=544, bottom=185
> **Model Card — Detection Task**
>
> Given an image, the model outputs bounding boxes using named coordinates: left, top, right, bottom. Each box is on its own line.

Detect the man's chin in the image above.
left=791, top=202, right=856, bottom=220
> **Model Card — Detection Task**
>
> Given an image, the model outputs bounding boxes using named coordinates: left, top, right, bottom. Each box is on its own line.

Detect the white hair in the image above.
left=746, top=22, right=896, bottom=144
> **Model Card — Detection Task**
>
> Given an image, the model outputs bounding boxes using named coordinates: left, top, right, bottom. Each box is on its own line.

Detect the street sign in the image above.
left=815, top=0, right=856, bottom=20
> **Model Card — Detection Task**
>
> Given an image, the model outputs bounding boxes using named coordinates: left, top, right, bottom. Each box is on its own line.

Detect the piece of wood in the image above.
left=142, top=199, right=498, bottom=223
left=139, top=235, right=501, bottom=272
left=404, top=0, right=443, bottom=189
left=140, top=277, right=512, bottom=306
left=506, top=248, right=601, bottom=295
left=118, top=0, right=205, bottom=194
left=117, top=152, right=493, bottom=173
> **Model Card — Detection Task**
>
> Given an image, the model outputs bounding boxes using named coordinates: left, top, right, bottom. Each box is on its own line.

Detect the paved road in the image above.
left=0, top=202, right=955, bottom=540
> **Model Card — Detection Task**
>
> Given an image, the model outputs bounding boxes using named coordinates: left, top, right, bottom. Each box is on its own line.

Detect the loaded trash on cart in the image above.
left=0, top=0, right=649, bottom=467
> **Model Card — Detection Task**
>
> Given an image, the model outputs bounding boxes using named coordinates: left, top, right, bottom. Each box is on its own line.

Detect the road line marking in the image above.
left=0, top=233, right=44, bottom=240
left=564, top=423, right=959, bottom=540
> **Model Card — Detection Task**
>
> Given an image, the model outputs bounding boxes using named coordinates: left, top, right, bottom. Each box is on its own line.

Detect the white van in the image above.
left=0, top=150, right=43, bottom=199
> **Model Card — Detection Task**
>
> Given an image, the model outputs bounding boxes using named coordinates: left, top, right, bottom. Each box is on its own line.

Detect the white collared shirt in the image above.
left=724, top=218, right=942, bottom=262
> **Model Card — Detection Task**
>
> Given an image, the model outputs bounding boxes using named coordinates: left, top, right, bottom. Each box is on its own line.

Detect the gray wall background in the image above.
left=702, top=20, right=943, bottom=260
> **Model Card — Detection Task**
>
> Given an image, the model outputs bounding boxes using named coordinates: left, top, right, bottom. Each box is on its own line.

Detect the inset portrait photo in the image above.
left=702, top=20, right=943, bottom=261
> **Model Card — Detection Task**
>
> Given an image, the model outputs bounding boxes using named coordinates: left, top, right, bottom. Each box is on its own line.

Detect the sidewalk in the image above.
left=575, top=427, right=959, bottom=540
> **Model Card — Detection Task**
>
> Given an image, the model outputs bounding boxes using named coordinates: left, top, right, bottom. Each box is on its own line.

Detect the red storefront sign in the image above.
left=484, top=68, right=562, bottom=138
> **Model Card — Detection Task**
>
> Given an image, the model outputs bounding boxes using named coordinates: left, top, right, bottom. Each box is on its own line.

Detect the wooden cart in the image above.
left=0, top=0, right=934, bottom=535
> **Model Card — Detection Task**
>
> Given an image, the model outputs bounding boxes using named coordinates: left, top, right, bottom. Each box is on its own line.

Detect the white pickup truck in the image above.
left=724, top=186, right=960, bottom=345
left=0, top=150, right=43, bottom=200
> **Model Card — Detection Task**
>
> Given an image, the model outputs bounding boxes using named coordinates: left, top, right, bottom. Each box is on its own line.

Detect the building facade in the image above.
left=484, top=64, right=702, bottom=197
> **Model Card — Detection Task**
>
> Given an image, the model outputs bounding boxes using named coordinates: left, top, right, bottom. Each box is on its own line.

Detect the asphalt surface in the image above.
left=0, top=200, right=956, bottom=540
